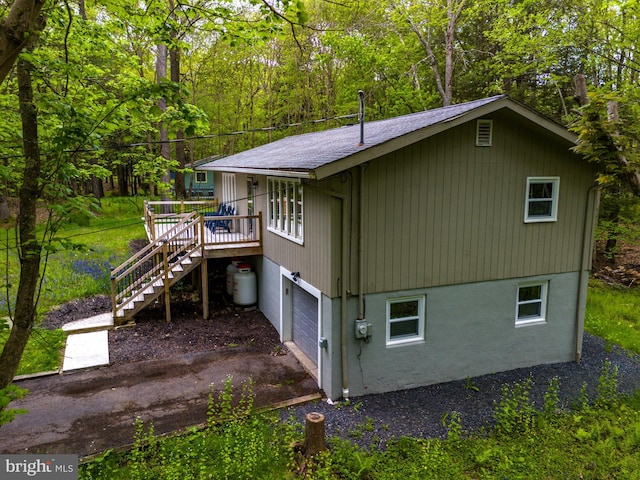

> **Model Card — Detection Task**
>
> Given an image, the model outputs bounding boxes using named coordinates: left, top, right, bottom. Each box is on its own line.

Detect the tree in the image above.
left=572, top=75, right=640, bottom=259
left=0, top=0, right=308, bottom=391
left=0, top=0, right=47, bottom=84
left=0, top=50, right=42, bottom=388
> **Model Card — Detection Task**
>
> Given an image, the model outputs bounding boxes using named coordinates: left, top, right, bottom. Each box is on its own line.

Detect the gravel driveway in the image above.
left=286, top=333, right=640, bottom=449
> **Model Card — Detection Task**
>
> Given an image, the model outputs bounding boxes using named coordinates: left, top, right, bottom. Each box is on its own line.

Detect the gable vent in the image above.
left=476, top=119, right=493, bottom=147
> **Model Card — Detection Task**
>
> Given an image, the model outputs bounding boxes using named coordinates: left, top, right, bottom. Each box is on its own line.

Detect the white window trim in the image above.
left=524, top=176, right=559, bottom=223
left=267, top=177, right=304, bottom=244
left=195, top=171, right=208, bottom=183
left=515, top=281, right=548, bottom=327
left=386, top=295, right=426, bottom=347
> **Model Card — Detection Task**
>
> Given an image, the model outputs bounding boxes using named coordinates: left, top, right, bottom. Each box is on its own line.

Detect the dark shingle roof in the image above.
left=203, top=95, right=573, bottom=178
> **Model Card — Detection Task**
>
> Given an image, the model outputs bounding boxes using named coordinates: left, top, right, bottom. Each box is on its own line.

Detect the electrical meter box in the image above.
left=354, top=319, right=372, bottom=339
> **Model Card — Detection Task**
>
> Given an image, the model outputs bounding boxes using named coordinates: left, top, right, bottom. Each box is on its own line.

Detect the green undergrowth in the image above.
left=80, top=376, right=302, bottom=480
left=0, top=327, right=67, bottom=375
left=585, top=279, right=640, bottom=354
left=80, top=367, right=640, bottom=479
left=0, top=196, right=145, bottom=319
left=0, top=196, right=145, bottom=375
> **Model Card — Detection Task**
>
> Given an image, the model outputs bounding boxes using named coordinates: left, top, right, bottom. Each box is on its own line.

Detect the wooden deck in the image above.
left=144, top=200, right=263, bottom=258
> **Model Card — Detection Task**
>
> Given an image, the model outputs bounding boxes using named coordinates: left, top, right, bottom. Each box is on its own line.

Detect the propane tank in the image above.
left=233, top=263, right=257, bottom=306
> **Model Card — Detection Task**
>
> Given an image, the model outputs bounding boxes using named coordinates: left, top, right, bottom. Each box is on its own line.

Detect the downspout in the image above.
left=358, top=165, right=365, bottom=320
left=302, top=183, right=350, bottom=399
left=575, top=183, right=600, bottom=362
left=340, top=192, right=350, bottom=399
left=357, top=91, right=366, bottom=321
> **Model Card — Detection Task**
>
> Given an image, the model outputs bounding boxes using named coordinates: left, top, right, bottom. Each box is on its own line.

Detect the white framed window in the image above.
left=516, top=282, right=548, bottom=326
left=268, top=177, right=303, bottom=243
left=525, top=177, right=559, bottom=223
left=386, top=296, right=425, bottom=346
left=476, top=119, right=493, bottom=146
left=195, top=171, right=208, bottom=183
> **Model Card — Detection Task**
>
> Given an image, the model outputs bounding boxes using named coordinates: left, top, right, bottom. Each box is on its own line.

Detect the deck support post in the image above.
left=200, top=216, right=209, bottom=319
left=162, top=240, right=171, bottom=323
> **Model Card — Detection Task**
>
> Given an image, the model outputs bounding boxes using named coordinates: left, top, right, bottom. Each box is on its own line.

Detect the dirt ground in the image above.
left=40, top=239, right=285, bottom=365
left=592, top=240, right=640, bottom=287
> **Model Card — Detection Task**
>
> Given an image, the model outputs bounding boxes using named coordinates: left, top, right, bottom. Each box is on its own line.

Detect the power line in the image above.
left=0, top=220, right=143, bottom=251
left=0, top=113, right=360, bottom=160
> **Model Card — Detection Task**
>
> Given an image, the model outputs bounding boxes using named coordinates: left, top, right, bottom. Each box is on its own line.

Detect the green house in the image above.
left=201, top=96, right=600, bottom=400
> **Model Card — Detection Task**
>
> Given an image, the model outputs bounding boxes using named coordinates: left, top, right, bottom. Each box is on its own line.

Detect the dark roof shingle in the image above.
left=203, top=95, right=572, bottom=177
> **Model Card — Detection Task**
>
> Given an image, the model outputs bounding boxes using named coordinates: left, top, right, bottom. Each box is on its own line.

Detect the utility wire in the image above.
left=0, top=220, right=143, bottom=251
left=0, top=113, right=360, bottom=160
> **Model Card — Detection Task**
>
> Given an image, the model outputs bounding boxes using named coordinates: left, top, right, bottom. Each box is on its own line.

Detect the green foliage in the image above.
left=79, top=382, right=640, bottom=479
left=596, top=360, right=619, bottom=407
left=1, top=196, right=145, bottom=318
left=585, top=280, right=640, bottom=354
left=0, top=197, right=143, bottom=375
left=80, top=377, right=300, bottom=480
left=0, top=384, right=28, bottom=426
left=493, top=376, right=537, bottom=436
left=543, top=376, right=562, bottom=417
left=0, top=328, right=67, bottom=375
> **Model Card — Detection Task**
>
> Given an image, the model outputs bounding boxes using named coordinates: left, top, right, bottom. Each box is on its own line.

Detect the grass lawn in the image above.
left=585, top=278, right=640, bottom=353
left=0, top=196, right=146, bottom=375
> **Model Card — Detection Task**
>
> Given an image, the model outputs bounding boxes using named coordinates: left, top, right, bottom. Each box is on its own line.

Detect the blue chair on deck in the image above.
left=205, top=204, right=235, bottom=233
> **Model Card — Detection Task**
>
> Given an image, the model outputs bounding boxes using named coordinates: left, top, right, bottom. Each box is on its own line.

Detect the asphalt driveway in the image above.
left=0, top=348, right=320, bottom=457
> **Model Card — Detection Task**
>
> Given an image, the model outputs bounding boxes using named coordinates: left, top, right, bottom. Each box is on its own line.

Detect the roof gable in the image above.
left=202, top=96, right=577, bottom=180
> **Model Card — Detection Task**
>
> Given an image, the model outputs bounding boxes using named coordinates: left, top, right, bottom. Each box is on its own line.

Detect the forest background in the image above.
left=0, top=0, right=639, bottom=388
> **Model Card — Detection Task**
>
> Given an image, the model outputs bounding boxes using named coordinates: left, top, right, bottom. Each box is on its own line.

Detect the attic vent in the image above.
left=476, top=119, right=493, bottom=147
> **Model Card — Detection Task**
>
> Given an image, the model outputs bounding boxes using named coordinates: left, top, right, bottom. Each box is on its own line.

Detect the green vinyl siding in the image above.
left=362, top=112, right=597, bottom=294
left=258, top=180, right=343, bottom=297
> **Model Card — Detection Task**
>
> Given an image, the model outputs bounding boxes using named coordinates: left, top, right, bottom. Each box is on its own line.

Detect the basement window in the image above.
left=386, top=296, right=425, bottom=346
left=516, top=282, right=548, bottom=326
left=476, top=119, right=493, bottom=146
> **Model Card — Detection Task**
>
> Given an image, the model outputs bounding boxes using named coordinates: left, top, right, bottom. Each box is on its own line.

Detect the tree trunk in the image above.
left=0, top=194, right=10, bottom=223
left=91, top=174, right=103, bottom=203
left=0, top=0, right=47, bottom=85
left=606, top=101, right=640, bottom=197
left=405, top=0, right=461, bottom=107
left=170, top=47, right=186, bottom=199
left=0, top=56, right=42, bottom=389
left=78, top=0, right=87, bottom=21
left=117, top=163, right=128, bottom=196
left=156, top=44, right=171, bottom=205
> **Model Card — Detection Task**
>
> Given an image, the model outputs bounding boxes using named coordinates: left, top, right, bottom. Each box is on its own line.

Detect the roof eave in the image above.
left=200, top=165, right=316, bottom=179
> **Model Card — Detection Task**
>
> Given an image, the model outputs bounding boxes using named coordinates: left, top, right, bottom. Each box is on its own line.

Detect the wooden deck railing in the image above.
left=111, top=211, right=203, bottom=322
left=144, top=200, right=262, bottom=249
left=144, top=200, right=219, bottom=242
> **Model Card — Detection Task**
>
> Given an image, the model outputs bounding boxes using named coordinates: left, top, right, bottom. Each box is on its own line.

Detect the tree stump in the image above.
left=305, top=412, right=326, bottom=457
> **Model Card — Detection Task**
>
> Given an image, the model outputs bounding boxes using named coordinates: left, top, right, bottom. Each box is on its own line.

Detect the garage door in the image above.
left=292, top=283, right=318, bottom=365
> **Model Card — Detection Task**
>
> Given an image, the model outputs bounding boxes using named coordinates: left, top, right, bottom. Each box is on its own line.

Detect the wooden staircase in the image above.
left=110, top=211, right=207, bottom=325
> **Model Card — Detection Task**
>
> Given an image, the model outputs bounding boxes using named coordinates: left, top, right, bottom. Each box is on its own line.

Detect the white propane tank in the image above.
left=233, top=263, right=257, bottom=306
left=226, top=259, right=242, bottom=295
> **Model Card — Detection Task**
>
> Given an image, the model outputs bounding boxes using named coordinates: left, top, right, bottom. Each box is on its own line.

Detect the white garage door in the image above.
left=292, top=283, right=318, bottom=365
